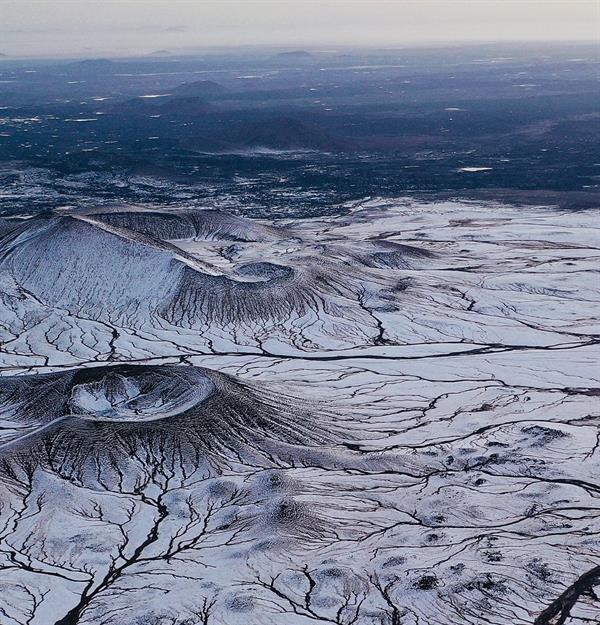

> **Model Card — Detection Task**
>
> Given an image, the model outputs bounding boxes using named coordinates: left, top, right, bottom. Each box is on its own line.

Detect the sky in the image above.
left=1, top=0, right=598, bottom=58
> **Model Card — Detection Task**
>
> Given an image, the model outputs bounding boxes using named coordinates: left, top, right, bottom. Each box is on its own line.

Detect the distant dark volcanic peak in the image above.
left=110, top=95, right=213, bottom=116
left=239, top=116, right=352, bottom=152
left=63, top=58, right=116, bottom=75
left=170, top=79, right=228, bottom=97
left=273, top=50, right=313, bottom=59
left=246, top=117, right=326, bottom=149
left=185, top=116, right=353, bottom=153
left=72, top=58, right=113, bottom=66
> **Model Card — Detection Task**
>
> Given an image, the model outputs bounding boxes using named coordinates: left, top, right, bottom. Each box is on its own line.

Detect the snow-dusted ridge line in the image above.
left=72, top=213, right=224, bottom=276
left=0, top=206, right=437, bottom=363
left=89, top=207, right=286, bottom=242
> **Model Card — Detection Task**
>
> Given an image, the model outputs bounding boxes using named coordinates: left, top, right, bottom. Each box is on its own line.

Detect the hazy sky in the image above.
left=1, top=0, right=598, bottom=58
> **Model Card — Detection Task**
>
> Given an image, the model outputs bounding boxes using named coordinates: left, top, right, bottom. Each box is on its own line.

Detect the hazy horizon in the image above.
left=2, top=0, right=598, bottom=59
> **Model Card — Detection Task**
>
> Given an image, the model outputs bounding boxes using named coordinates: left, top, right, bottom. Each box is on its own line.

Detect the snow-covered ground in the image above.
left=0, top=198, right=598, bottom=624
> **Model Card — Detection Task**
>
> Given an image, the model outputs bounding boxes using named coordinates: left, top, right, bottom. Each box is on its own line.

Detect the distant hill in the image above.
left=156, top=96, right=214, bottom=115
left=170, top=80, right=228, bottom=98
left=67, top=58, right=115, bottom=71
left=274, top=50, right=312, bottom=59
left=183, top=116, right=353, bottom=153
left=50, top=58, right=117, bottom=78
left=110, top=96, right=213, bottom=116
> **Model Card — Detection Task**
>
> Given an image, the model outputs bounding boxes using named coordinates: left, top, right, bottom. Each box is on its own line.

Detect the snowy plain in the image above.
left=0, top=197, right=598, bottom=624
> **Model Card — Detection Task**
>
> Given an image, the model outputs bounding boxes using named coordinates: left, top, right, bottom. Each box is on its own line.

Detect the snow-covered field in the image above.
left=0, top=198, right=598, bottom=624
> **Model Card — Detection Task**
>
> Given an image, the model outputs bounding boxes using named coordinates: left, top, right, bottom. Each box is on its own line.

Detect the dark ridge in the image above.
left=92, top=208, right=281, bottom=242
left=183, top=116, right=354, bottom=153
left=66, top=58, right=115, bottom=70
left=369, top=241, right=434, bottom=257
left=0, top=218, right=24, bottom=239
left=273, top=50, right=313, bottom=59
left=156, top=96, right=214, bottom=115
left=358, top=241, right=435, bottom=269
left=109, top=96, right=213, bottom=116
left=170, top=80, right=228, bottom=98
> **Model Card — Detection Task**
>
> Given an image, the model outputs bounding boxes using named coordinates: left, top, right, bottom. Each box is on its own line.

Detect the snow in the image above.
left=0, top=198, right=598, bottom=624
